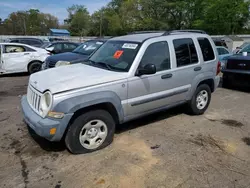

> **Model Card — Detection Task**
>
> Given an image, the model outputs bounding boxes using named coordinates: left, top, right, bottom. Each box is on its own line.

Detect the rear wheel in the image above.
left=187, top=84, right=211, bottom=115
left=65, top=110, right=115, bottom=154
left=28, top=61, right=42, bottom=74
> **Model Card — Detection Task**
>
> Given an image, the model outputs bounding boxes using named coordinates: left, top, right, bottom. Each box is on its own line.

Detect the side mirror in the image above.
left=45, top=47, right=55, bottom=53
left=136, top=64, right=156, bottom=76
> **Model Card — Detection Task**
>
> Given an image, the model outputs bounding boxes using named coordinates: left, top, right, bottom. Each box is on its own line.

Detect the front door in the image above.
left=127, top=40, right=188, bottom=117
left=2, top=45, right=32, bottom=73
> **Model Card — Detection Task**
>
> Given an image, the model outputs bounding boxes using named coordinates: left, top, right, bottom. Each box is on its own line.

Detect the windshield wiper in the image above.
left=95, top=62, right=112, bottom=70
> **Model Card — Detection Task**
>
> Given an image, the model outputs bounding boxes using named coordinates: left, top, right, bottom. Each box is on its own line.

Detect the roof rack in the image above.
left=127, top=31, right=165, bottom=35
left=162, top=30, right=206, bottom=35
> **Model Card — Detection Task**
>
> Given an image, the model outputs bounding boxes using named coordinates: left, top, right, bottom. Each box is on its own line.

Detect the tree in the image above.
left=66, top=5, right=91, bottom=36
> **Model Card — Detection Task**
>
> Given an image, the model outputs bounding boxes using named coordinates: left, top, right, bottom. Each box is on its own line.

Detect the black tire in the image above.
left=65, top=110, right=115, bottom=154
left=28, top=61, right=42, bottom=74
left=187, top=84, right=211, bottom=115
left=222, top=74, right=232, bottom=88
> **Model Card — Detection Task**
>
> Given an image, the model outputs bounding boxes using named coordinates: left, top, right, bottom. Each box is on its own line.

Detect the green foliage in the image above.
left=1, top=0, right=250, bottom=36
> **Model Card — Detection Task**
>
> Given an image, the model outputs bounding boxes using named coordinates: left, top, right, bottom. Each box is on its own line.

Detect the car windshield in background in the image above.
left=73, top=41, right=104, bottom=55
left=86, top=40, right=141, bottom=72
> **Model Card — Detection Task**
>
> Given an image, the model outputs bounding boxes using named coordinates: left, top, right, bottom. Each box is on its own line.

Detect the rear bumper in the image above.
left=21, top=96, right=73, bottom=141
left=214, top=76, right=220, bottom=90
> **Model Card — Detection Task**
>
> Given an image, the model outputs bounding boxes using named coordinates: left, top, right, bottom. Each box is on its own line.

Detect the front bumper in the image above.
left=21, top=96, right=73, bottom=141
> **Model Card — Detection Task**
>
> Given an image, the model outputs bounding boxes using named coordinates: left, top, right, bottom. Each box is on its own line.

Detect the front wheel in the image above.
left=187, top=84, right=211, bottom=115
left=65, top=110, right=115, bottom=154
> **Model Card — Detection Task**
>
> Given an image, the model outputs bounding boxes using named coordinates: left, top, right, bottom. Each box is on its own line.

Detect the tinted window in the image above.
left=10, top=39, right=19, bottom=43
left=140, top=41, right=170, bottom=71
left=174, top=38, right=198, bottom=67
left=198, top=38, right=215, bottom=61
left=53, top=43, right=63, bottom=51
left=64, top=43, right=77, bottom=50
left=27, top=40, right=42, bottom=45
left=4, top=45, right=26, bottom=53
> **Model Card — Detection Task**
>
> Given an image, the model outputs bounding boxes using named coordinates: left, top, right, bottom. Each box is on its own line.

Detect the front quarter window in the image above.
left=87, top=41, right=141, bottom=72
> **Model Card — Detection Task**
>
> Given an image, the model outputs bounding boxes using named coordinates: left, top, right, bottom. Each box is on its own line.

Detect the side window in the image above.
left=173, top=38, right=198, bottom=67
left=140, top=41, right=171, bottom=71
left=27, top=40, right=42, bottom=46
left=54, top=44, right=63, bottom=51
left=217, top=48, right=223, bottom=55
left=4, top=45, right=26, bottom=53
left=198, top=38, right=215, bottom=61
left=221, top=48, right=229, bottom=54
left=64, top=43, right=77, bottom=50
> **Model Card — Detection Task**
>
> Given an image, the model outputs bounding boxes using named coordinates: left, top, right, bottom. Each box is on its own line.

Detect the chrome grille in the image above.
left=27, top=85, right=42, bottom=115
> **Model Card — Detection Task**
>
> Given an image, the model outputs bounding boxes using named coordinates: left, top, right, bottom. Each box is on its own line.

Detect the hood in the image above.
left=48, top=52, right=89, bottom=63
left=29, top=64, right=128, bottom=94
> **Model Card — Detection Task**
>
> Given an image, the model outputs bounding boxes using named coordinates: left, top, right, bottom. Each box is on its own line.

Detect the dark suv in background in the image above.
left=8, top=37, right=48, bottom=48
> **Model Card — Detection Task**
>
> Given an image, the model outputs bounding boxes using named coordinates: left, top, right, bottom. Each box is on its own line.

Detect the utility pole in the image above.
left=100, top=10, right=103, bottom=37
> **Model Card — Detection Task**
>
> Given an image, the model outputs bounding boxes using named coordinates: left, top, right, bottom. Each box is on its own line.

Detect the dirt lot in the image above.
left=0, top=74, right=250, bottom=188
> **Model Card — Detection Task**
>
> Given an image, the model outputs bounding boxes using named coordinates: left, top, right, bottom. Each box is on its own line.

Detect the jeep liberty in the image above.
left=21, top=30, right=221, bottom=154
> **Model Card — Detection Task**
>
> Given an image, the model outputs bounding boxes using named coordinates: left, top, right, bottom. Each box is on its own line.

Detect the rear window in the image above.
left=173, top=38, right=198, bottom=67
left=198, top=38, right=215, bottom=61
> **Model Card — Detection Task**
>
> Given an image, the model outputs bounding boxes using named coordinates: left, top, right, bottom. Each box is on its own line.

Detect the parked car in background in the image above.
left=222, top=53, right=250, bottom=88
left=41, top=42, right=80, bottom=55
left=0, top=43, right=50, bottom=75
left=213, top=39, right=228, bottom=49
left=233, top=42, right=250, bottom=54
left=41, top=39, right=107, bottom=70
left=21, top=30, right=220, bottom=154
left=8, top=37, right=49, bottom=48
left=216, top=46, right=232, bottom=69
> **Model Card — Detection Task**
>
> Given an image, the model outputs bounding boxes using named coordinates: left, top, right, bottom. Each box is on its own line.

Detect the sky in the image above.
left=0, top=0, right=110, bottom=23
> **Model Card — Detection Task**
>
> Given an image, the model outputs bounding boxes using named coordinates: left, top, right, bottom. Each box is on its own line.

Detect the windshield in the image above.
left=86, top=40, right=141, bottom=72
left=73, top=40, right=104, bottom=55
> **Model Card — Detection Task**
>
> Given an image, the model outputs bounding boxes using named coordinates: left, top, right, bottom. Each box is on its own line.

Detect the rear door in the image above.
left=1, top=44, right=32, bottom=73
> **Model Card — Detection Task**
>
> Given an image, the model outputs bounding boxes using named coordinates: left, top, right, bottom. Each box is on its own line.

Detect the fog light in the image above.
left=50, top=128, right=57, bottom=135
left=48, top=111, right=64, bottom=119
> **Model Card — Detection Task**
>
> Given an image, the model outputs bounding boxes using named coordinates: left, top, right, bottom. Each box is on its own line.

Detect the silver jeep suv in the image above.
left=21, top=30, right=221, bottom=154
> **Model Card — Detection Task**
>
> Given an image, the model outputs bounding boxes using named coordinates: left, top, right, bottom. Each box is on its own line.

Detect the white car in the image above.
left=0, top=43, right=50, bottom=75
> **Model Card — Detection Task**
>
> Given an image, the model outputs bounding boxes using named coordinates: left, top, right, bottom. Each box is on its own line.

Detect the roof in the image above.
left=224, top=35, right=243, bottom=41
left=50, top=29, right=70, bottom=34
left=110, top=33, right=164, bottom=42
left=110, top=31, right=208, bottom=42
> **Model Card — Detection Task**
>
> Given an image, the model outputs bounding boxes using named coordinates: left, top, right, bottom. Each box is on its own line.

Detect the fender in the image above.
left=53, top=91, right=124, bottom=123
left=187, top=71, right=215, bottom=100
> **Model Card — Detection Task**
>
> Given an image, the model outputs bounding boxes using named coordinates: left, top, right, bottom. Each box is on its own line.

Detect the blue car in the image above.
left=216, top=46, right=233, bottom=69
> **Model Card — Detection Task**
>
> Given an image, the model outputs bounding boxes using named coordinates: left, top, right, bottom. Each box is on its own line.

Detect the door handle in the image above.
left=161, top=73, right=173, bottom=79
left=194, top=67, right=202, bottom=71
left=24, top=53, right=30, bottom=55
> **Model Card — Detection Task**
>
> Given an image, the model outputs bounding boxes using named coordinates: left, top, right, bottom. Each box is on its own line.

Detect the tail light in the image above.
left=216, top=61, right=221, bottom=75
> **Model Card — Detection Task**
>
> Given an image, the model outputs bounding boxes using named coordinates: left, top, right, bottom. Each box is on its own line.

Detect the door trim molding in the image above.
left=130, top=87, right=189, bottom=106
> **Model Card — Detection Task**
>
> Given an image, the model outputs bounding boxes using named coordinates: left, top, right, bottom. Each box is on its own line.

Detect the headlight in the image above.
left=39, top=91, right=53, bottom=117
left=55, top=61, right=71, bottom=67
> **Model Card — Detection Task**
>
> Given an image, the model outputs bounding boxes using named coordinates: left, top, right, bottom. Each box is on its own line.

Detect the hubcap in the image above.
left=196, top=90, right=208, bottom=110
left=79, top=120, right=108, bottom=150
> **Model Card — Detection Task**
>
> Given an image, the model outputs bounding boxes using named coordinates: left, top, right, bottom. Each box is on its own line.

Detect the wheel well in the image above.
left=69, top=103, right=120, bottom=126
left=27, top=60, right=43, bottom=70
left=198, top=79, right=215, bottom=92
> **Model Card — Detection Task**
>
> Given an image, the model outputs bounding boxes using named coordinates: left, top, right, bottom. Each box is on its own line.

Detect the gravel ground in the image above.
left=0, top=74, right=250, bottom=188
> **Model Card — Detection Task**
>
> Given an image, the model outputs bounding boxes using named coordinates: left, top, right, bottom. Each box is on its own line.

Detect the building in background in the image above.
left=222, top=35, right=244, bottom=52
left=49, top=29, right=70, bottom=36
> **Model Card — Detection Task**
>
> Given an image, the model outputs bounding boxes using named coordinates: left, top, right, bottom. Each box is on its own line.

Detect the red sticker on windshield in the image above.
left=113, top=50, right=123, bottom=59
